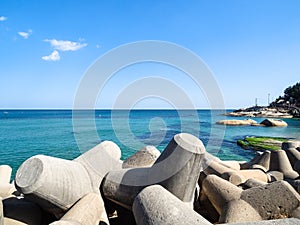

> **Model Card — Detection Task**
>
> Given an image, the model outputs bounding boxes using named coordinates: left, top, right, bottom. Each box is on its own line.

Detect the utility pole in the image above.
left=255, top=98, right=258, bottom=107
left=268, top=93, right=270, bottom=106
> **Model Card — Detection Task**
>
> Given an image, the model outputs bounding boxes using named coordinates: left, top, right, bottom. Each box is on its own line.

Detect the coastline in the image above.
left=1, top=134, right=300, bottom=224
left=225, top=106, right=300, bottom=118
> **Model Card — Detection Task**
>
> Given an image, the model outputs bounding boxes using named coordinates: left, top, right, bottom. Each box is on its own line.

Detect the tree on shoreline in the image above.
left=272, top=82, right=300, bottom=107
left=284, top=82, right=300, bottom=106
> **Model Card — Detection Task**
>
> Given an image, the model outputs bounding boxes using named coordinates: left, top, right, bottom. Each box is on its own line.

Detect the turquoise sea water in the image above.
left=0, top=110, right=299, bottom=178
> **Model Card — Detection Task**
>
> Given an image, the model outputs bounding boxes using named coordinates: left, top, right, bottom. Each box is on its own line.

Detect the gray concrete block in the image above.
left=0, top=165, right=12, bottom=184
left=202, top=174, right=242, bottom=214
left=292, top=206, right=300, bottom=219
left=240, top=153, right=263, bottom=169
left=15, top=141, right=121, bottom=216
left=203, top=160, right=236, bottom=177
left=0, top=183, right=16, bottom=199
left=219, top=199, right=262, bottom=223
left=282, top=140, right=300, bottom=150
left=250, top=151, right=270, bottom=171
left=122, top=146, right=160, bottom=169
left=241, top=181, right=300, bottom=219
left=75, top=141, right=122, bottom=192
left=222, top=169, right=268, bottom=186
left=0, top=200, right=3, bottom=225
left=15, top=155, right=93, bottom=215
left=269, top=150, right=299, bottom=179
left=225, top=218, right=300, bottom=225
left=132, top=185, right=212, bottom=225
left=242, top=178, right=267, bottom=189
left=221, top=171, right=245, bottom=185
left=285, top=148, right=300, bottom=167
left=0, top=165, right=15, bottom=199
left=267, top=170, right=284, bottom=182
left=102, top=133, right=205, bottom=209
left=49, top=193, right=109, bottom=225
left=197, top=191, right=219, bottom=223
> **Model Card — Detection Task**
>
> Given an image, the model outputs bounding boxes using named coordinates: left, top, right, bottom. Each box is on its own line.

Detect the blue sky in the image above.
left=1, top=0, right=300, bottom=109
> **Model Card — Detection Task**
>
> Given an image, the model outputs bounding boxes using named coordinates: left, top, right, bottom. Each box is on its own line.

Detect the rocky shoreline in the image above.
left=1, top=134, right=300, bottom=224
left=226, top=106, right=300, bottom=118
left=217, top=118, right=288, bottom=127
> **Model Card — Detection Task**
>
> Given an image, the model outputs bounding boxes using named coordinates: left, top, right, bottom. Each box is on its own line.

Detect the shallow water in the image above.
left=0, top=109, right=299, bottom=178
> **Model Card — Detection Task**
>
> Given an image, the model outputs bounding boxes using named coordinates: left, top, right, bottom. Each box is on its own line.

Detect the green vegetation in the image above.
left=237, top=136, right=289, bottom=151
left=273, top=82, right=300, bottom=106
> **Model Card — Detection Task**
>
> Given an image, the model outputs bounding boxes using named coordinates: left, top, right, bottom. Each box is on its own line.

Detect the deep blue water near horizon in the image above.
left=0, top=109, right=300, bottom=179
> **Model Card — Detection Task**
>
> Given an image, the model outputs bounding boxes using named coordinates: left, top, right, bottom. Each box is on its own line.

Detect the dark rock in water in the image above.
left=260, top=119, right=288, bottom=127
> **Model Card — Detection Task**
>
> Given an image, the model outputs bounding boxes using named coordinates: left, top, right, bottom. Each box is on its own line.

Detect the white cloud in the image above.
left=18, top=29, right=32, bottom=39
left=0, top=16, right=7, bottom=21
left=42, top=50, right=60, bottom=61
left=44, top=39, right=87, bottom=51
left=96, top=44, right=101, bottom=48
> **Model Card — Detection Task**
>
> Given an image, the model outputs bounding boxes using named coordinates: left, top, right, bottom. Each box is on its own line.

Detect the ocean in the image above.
left=1, top=109, right=300, bottom=178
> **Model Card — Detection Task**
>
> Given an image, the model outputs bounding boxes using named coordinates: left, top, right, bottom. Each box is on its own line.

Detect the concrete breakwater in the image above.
left=1, top=134, right=300, bottom=224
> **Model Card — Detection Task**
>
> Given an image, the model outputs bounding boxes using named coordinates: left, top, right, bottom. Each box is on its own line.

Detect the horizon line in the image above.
left=0, top=108, right=236, bottom=110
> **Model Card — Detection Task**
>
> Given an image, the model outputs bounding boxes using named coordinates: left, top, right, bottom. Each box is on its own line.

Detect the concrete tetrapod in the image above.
left=282, top=140, right=300, bottom=151
left=74, top=141, right=122, bottom=192
left=225, top=218, right=300, bottom=225
left=202, top=175, right=242, bottom=215
left=132, top=185, right=212, bottom=225
left=204, top=156, right=268, bottom=186
left=242, top=178, right=267, bottom=189
left=101, top=133, right=205, bottom=209
left=240, top=153, right=263, bottom=169
left=250, top=151, right=270, bottom=171
left=49, top=193, right=109, bottom=225
left=0, top=200, right=3, bottom=225
left=269, top=150, right=299, bottom=179
left=15, top=141, right=121, bottom=216
left=240, top=180, right=300, bottom=219
left=203, top=160, right=236, bottom=177
left=122, top=146, right=160, bottom=169
left=282, top=141, right=300, bottom=171
left=221, top=169, right=268, bottom=186
left=0, top=165, right=15, bottom=199
left=219, top=199, right=262, bottom=223
left=0, top=165, right=12, bottom=184
left=203, top=175, right=300, bottom=223
left=241, top=151, right=270, bottom=172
